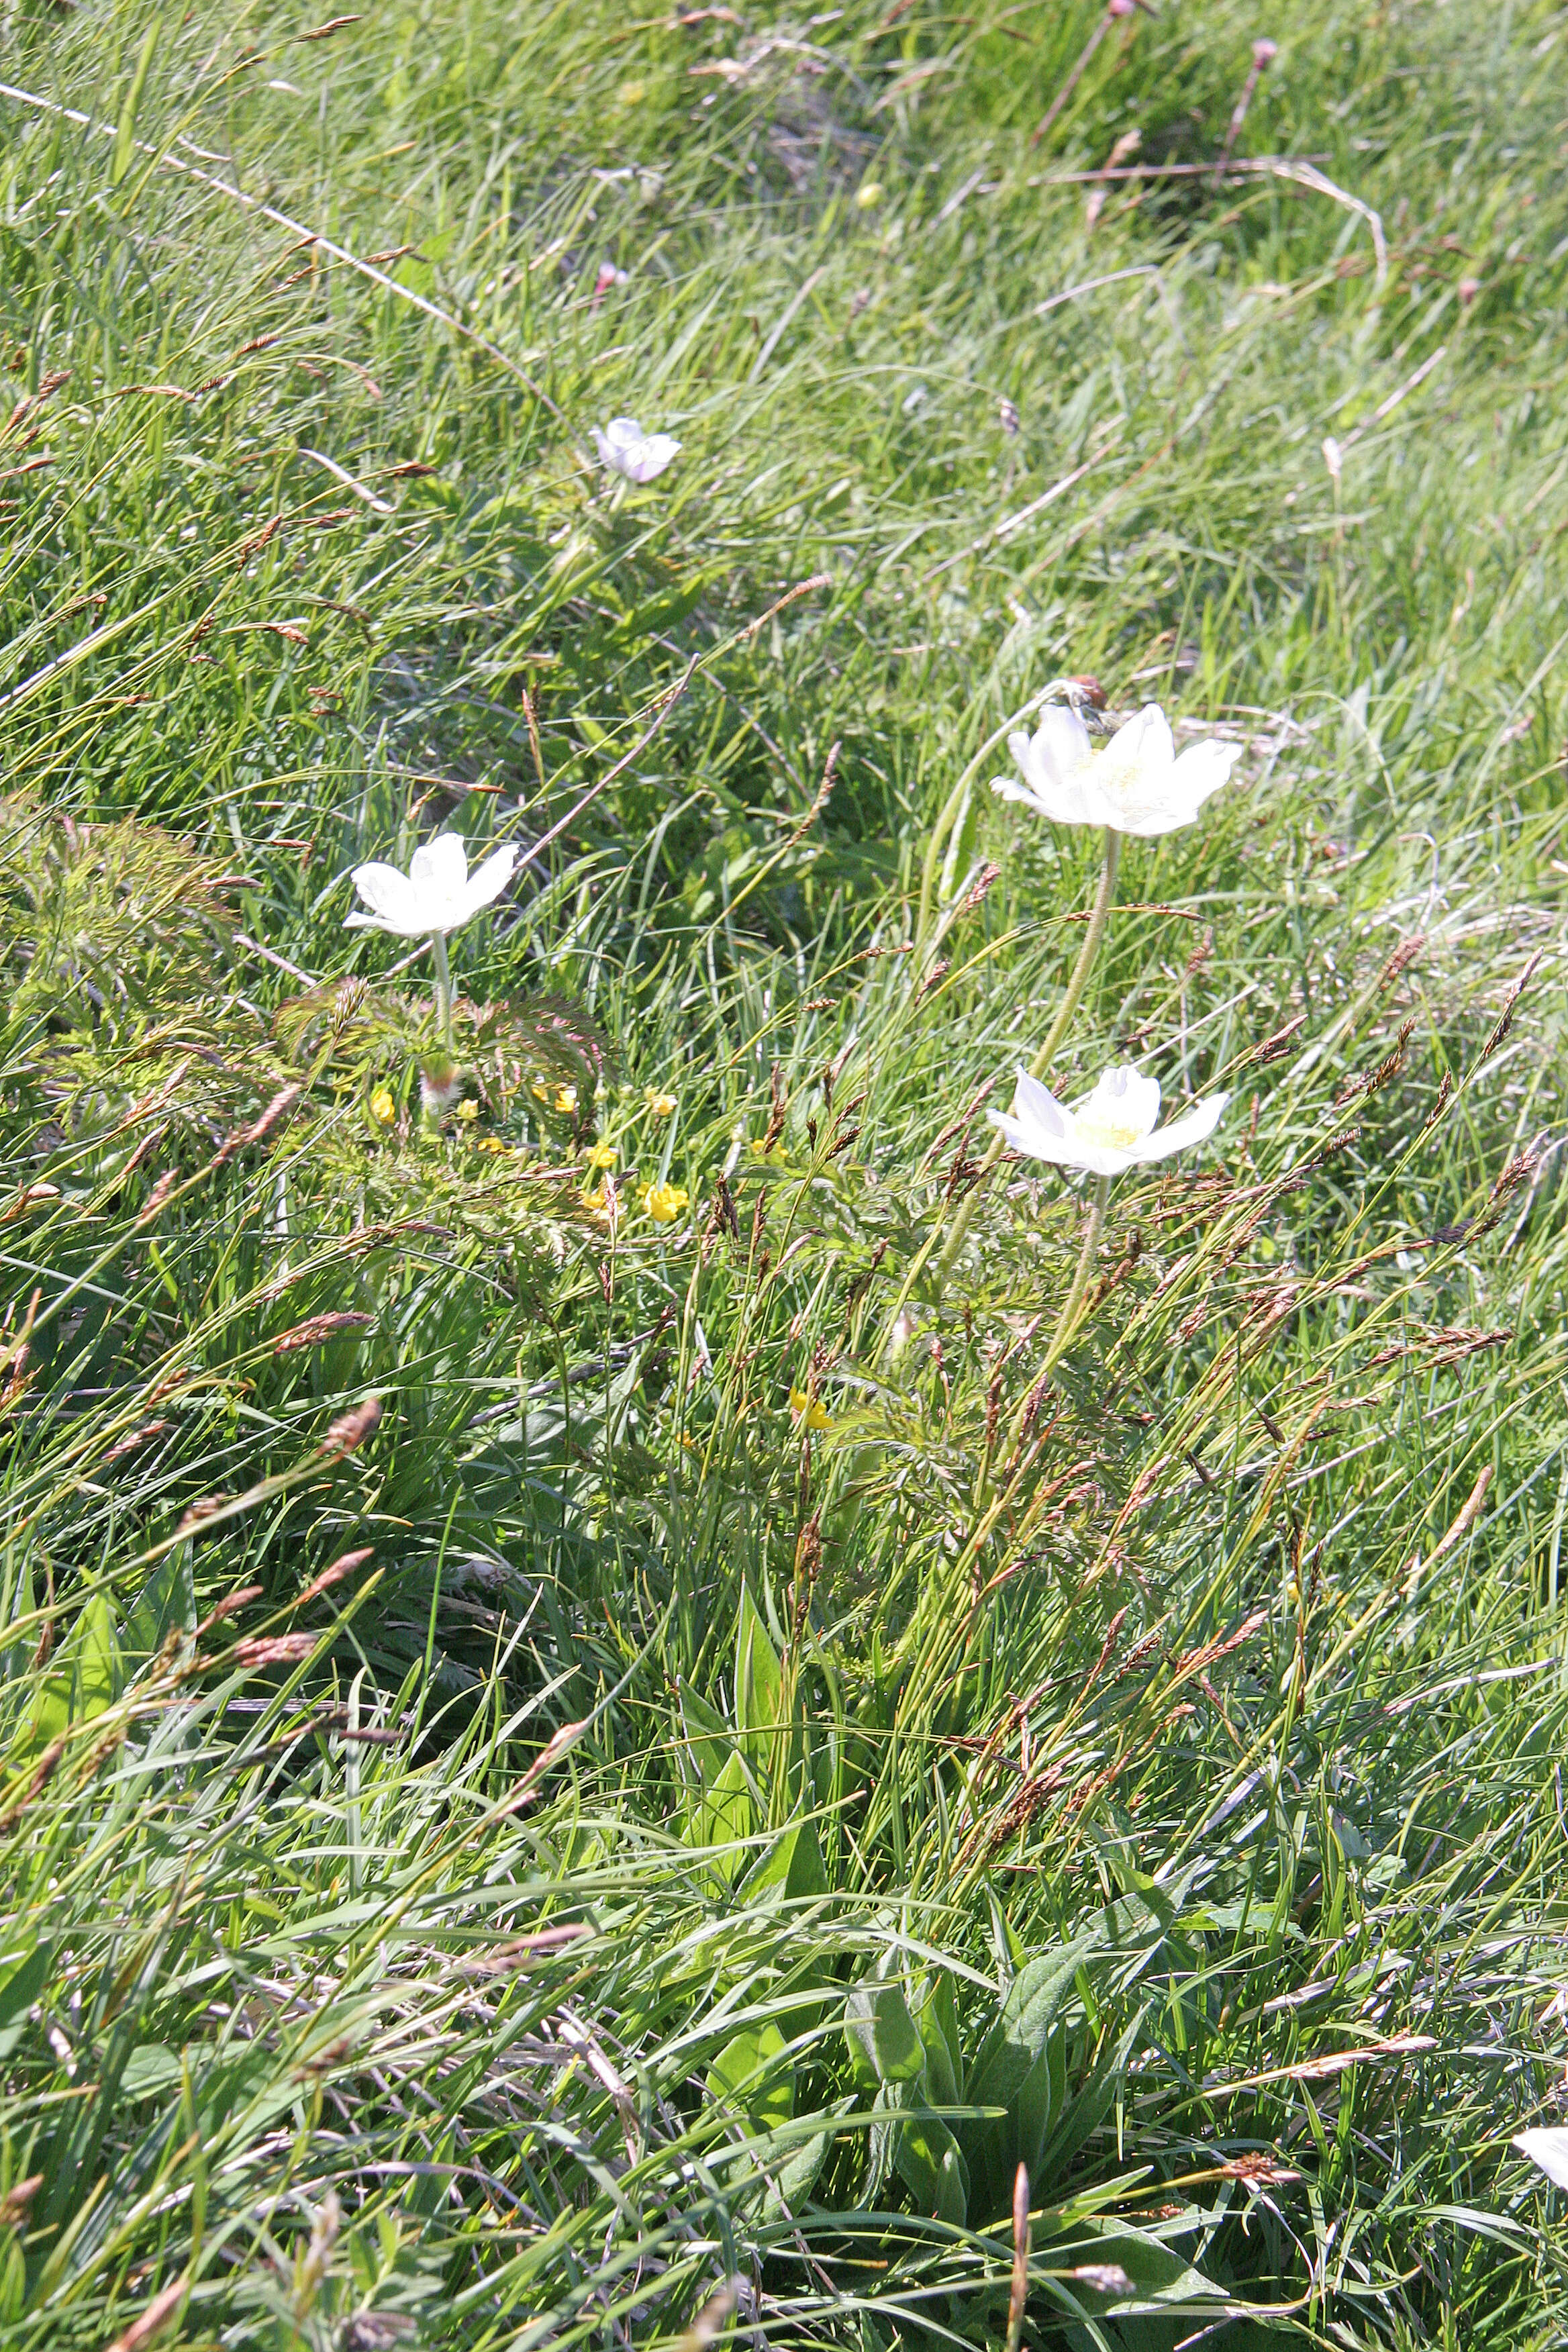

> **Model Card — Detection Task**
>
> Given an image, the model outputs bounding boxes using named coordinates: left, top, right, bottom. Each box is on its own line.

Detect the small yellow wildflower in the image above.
left=640, top=1181, right=688, bottom=1224
left=530, top=1079, right=579, bottom=1114
left=583, top=1142, right=617, bottom=1171
left=789, top=1387, right=834, bottom=1432
left=472, top=1136, right=512, bottom=1155
left=369, top=1086, right=396, bottom=1126
left=581, top=1185, right=614, bottom=1224
left=750, top=1138, right=788, bottom=1162
left=645, top=1088, right=677, bottom=1118
left=456, top=1098, right=479, bottom=1123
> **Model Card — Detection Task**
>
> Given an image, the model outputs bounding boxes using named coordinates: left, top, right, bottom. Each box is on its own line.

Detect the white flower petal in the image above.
left=1516, top=2129, right=1568, bottom=2190
left=1095, top=703, right=1174, bottom=794
left=409, top=834, right=467, bottom=897
left=987, top=1106, right=1131, bottom=1175
left=1013, top=1070, right=1073, bottom=1140
left=989, top=1059, right=1227, bottom=1181
left=992, top=771, right=1095, bottom=826
left=624, top=432, right=681, bottom=483
left=1073, top=1065, right=1161, bottom=1147
left=1023, top=705, right=1093, bottom=793
left=460, top=842, right=517, bottom=919
left=1103, top=794, right=1209, bottom=840
left=348, top=832, right=514, bottom=943
left=1126, top=1091, right=1229, bottom=1163
left=1169, top=736, right=1243, bottom=806
left=988, top=1073, right=1135, bottom=1174
left=992, top=697, right=1238, bottom=836
left=348, top=860, right=423, bottom=936
left=991, top=775, right=1048, bottom=810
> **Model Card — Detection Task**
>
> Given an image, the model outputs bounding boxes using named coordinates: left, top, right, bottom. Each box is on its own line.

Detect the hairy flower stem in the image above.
left=430, top=930, right=454, bottom=1055
left=927, top=826, right=1121, bottom=1295
left=1041, top=1173, right=1110, bottom=1373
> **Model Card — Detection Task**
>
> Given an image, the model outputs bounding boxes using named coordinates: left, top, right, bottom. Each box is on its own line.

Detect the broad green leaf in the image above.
left=707, top=2022, right=794, bottom=2133
left=1042, top=2217, right=1234, bottom=2316
left=915, top=1972, right=962, bottom=2110
left=735, top=1581, right=785, bottom=1763
left=689, top=1747, right=754, bottom=1877
left=969, top=1934, right=1097, bottom=2114
left=761, top=2124, right=832, bottom=2221
left=121, top=2044, right=183, bottom=2099
left=895, top=2109, right=969, bottom=2226
left=678, top=1679, right=734, bottom=1798
left=845, top=1979, right=926, bottom=2088
left=746, top=1816, right=828, bottom=1905
left=23, top=1594, right=120, bottom=1750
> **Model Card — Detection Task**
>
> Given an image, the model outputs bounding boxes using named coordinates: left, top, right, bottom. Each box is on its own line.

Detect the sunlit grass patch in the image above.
left=3, top=0, right=1568, bottom=2345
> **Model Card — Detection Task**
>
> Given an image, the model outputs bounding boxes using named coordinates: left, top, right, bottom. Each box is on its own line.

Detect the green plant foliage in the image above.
left=3, top=0, right=1568, bottom=2346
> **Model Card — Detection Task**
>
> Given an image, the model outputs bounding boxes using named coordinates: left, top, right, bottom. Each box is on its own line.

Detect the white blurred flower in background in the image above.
left=593, top=417, right=681, bottom=484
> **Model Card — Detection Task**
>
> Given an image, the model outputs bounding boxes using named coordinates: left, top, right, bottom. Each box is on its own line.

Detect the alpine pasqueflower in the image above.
left=992, top=702, right=1240, bottom=838
left=346, top=832, right=516, bottom=938
left=989, top=1065, right=1228, bottom=1177
left=593, top=417, right=681, bottom=485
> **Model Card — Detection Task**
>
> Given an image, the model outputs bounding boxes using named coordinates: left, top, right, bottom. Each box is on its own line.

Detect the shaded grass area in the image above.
left=3, top=0, right=1568, bottom=2344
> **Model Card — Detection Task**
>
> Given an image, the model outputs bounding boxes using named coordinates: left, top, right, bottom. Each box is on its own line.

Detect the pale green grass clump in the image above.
left=3, top=1, right=1568, bottom=2345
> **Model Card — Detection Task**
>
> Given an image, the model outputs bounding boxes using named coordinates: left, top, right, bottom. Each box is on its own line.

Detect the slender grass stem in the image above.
left=915, top=682, right=1069, bottom=948
left=1041, top=1173, right=1111, bottom=1373
left=924, top=826, right=1121, bottom=1300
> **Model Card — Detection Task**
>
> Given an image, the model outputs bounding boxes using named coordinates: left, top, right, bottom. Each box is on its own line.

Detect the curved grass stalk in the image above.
left=926, top=826, right=1122, bottom=1298
left=915, top=681, right=1069, bottom=948
left=1040, top=1173, right=1110, bottom=1374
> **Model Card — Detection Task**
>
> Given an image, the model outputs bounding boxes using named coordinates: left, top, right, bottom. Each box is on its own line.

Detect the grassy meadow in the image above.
left=4, top=0, right=1568, bottom=2343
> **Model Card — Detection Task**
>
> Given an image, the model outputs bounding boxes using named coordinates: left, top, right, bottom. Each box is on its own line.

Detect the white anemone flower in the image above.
left=992, top=701, right=1241, bottom=837
left=593, top=417, right=681, bottom=485
left=346, top=833, right=516, bottom=940
left=989, top=1064, right=1228, bottom=1177
left=1515, top=2128, right=1568, bottom=2190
